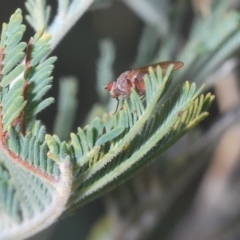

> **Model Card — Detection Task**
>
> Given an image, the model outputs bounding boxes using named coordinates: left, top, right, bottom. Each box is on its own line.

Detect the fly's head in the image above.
left=104, top=82, right=119, bottom=98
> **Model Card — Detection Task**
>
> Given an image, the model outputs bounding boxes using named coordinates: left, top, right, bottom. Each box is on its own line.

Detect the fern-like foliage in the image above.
left=153, top=1, right=240, bottom=89
left=25, top=0, right=95, bottom=51
left=0, top=9, right=214, bottom=240
left=25, top=0, right=51, bottom=30
left=0, top=9, right=59, bottom=239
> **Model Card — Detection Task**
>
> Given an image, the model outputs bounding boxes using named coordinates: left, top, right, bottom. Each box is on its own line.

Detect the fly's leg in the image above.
left=113, top=97, right=120, bottom=115
left=114, top=97, right=127, bottom=114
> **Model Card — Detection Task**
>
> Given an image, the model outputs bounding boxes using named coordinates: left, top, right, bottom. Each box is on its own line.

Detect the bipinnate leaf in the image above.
left=0, top=9, right=59, bottom=239
left=65, top=70, right=213, bottom=211
left=0, top=8, right=214, bottom=240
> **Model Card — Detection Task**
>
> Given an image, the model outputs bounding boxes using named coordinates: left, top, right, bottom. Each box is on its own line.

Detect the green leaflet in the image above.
left=21, top=133, right=31, bottom=159
left=95, top=127, right=124, bottom=146
left=45, top=134, right=60, bottom=162
left=2, top=65, right=25, bottom=87
left=29, top=85, right=52, bottom=103
left=29, top=57, right=57, bottom=83
left=8, top=126, right=20, bottom=155
left=5, top=26, right=26, bottom=54
left=2, top=89, right=23, bottom=112
left=0, top=23, right=7, bottom=48
left=3, top=42, right=26, bottom=64
left=28, top=97, right=54, bottom=117
left=2, top=52, right=25, bottom=75
left=31, top=46, right=51, bottom=67
left=3, top=98, right=26, bottom=131
left=71, top=133, right=83, bottom=160
left=7, top=9, right=22, bottom=33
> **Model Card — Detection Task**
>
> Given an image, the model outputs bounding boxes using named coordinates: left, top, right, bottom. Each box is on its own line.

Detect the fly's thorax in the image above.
left=115, top=71, right=132, bottom=97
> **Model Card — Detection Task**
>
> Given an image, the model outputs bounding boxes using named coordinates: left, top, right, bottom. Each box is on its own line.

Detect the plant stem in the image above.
left=48, top=0, right=94, bottom=51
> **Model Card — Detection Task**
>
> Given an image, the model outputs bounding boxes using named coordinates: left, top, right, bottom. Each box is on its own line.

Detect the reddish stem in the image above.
left=25, top=37, right=33, bottom=74
left=0, top=110, right=57, bottom=183
left=19, top=37, right=34, bottom=135
left=0, top=39, right=57, bottom=184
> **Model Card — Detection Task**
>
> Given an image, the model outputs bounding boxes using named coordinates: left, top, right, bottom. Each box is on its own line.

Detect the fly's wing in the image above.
left=130, top=61, right=184, bottom=96
left=132, top=61, right=184, bottom=74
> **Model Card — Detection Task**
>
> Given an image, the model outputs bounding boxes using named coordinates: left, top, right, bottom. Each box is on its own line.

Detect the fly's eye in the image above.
left=104, top=82, right=113, bottom=91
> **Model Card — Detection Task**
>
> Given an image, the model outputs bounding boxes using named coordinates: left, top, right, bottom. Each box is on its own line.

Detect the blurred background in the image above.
left=2, top=0, right=240, bottom=239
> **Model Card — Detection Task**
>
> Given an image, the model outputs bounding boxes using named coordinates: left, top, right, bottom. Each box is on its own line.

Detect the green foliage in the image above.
left=96, top=39, right=115, bottom=104
left=0, top=5, right=216, bottom=240
left=53, top=77, right=79, bottom=140
left=0, top=10, right=59, bottom=239
left=49, top=67, right=213, bottom=211
left=25, top=0, right=51, bottom=30
left=155, top=1, right=240, bottom=87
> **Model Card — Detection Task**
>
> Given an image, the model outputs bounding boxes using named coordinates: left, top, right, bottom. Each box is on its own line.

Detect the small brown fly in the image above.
left=105, top=61, right=184, bottom=113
